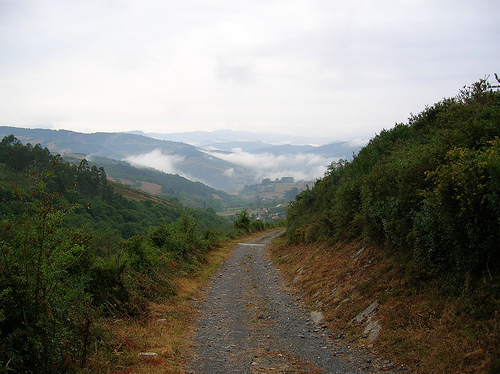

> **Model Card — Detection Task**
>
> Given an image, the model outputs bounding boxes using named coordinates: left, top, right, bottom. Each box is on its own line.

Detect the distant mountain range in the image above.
left=130, top=129, right=366, bottom=156
left=128, top=129, right=338, bottom=147
left=0, top=127, right=365, bottom=193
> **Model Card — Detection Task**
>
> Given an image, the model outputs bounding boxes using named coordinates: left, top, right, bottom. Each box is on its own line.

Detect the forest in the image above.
left=0, top=136, right=274, bottom=373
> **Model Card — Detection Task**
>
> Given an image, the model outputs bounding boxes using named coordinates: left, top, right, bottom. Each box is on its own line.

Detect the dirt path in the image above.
left=188, top=231, right=366, bottom=373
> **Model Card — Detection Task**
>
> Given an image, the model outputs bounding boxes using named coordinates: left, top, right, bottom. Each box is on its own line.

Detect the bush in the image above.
left=0, top=179, right=95, bottom=372
left=234, top=210, right=251, bottom=232
left=286, top=77, right=500, bottom=290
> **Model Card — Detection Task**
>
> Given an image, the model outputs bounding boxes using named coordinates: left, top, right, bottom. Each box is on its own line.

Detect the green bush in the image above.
left=234, top=210, right=251, bottom=232
left=286, top=77, right=500, bottom=290
left=0, top=179, right=94, bottom=372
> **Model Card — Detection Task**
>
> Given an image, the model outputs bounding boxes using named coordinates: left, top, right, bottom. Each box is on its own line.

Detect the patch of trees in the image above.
left=233, top=209, right=282, bottom=233
left=0, top=134, right=112, bottom=201
left=286, top=77, right=500, bottom=292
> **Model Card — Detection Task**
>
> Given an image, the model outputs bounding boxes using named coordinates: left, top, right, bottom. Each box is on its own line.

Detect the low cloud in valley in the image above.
left=125, top=149, right=185, bottom=176
left=207, top=149, right=335, bottom=183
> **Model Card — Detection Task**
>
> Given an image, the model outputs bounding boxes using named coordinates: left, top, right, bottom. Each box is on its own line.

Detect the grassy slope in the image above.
left=269, top=238, right=500, bottom=374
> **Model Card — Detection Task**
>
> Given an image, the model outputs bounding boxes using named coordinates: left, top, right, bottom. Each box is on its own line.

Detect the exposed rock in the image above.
left=293, top=266, right=305, bottom=284
left=354, top=300, right=379, bottom=323
left=351, top=246, right=367, bottom=260
left=363, top=318, right=381, bottom=342
left=353, top=301, right=382, bottom=342
left=310, top=311, right=325, bottom=326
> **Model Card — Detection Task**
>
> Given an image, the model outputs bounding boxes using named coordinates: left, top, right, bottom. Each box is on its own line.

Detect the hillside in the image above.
left=282, top=78, right=500, bottom=373
left=0, top=127, right=364, bottom=196
left=0, top=135, right=233, bottom=239
left=238, top=178, right=311, bottom=201
left=62, top=154, right=243, bottom=211
left=0, top=126, right=256, bottom=192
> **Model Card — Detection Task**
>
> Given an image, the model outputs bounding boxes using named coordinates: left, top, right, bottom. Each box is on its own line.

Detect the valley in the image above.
left=0, top=126, right=362, bottom=196
left=1, top=79, right=499, bottom=373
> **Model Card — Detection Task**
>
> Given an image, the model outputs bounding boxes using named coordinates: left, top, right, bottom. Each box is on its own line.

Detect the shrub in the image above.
left=286, top=77, right=500, bottom=290
left=0, top=177, right=95, bottom=372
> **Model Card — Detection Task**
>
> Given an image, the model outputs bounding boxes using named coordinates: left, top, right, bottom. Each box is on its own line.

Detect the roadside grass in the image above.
left=82, top=231, right=274, bottom=374
left=269, top=237, right=500, bottom=374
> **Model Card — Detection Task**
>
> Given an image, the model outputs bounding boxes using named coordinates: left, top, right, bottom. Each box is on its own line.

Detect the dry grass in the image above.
left=269, top=237, right=500, bottom=374
left=82, top=231, right=273, bottom=374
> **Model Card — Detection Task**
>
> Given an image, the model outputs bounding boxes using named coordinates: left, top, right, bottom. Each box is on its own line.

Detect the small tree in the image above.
left=0, top=173, right=94, bottom=372
left=234, top=210, right=251, bottom=232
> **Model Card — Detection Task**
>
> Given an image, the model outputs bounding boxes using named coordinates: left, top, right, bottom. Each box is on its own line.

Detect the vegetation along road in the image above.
left=188, top=231, right=372, bottom=373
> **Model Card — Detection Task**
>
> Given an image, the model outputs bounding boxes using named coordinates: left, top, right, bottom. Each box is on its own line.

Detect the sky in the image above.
left=1, top=0, right=499, bottom=142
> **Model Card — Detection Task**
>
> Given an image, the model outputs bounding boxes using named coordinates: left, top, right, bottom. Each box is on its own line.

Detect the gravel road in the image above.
left=188, top=231, right=368, bottom=374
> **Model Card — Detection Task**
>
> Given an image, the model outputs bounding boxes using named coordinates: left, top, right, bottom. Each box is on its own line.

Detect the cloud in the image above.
left=124, top=149, right=216, bottom=187
left=205, top=148, right=335, bottom=182
left=224, top=167, right=235, bottom=177
left=124, top=149, right=185, bottom=175
left=124, top=146, right=333, bottom=183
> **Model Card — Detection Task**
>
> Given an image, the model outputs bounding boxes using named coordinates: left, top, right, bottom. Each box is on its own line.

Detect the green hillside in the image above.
left=0, top=127, right=256, bottom=192
left=284, top=77, right=500, bottom=372
left=287, top=78, right=500, bottom=284
left=62, top=154, right=244, bottom=211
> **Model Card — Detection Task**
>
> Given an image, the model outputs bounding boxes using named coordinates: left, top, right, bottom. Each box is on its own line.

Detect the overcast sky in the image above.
left=1, top=0, right=498, bottom=141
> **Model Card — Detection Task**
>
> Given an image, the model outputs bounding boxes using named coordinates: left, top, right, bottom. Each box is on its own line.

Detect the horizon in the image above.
left=0, top=124, right=368, bottom=147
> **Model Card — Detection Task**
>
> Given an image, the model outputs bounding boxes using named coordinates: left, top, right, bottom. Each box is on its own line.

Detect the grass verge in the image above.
left=269, top=236, right=500, bottom=374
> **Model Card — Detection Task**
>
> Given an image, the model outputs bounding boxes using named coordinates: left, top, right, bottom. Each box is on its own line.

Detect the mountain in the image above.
left=129, top=129, right=337, bottom=146
left=198, top=140, right=270, bottom=153
left=0, top=126, right=255, bottom=192
left=197, top=141, right=365, bottom=158
left=130, top=129, right=366, bottom=157
left=0, top=126, right=365, bottom=195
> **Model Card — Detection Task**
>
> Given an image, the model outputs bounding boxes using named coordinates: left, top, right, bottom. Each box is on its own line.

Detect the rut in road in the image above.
left=189, top=230, right=362, bottom=374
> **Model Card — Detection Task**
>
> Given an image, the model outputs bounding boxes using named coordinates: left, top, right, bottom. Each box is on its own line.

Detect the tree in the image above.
left=0, top=175, right=94, bottom=372
left=234, top=210, right=251, bottom=232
